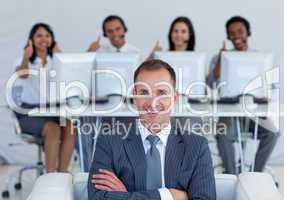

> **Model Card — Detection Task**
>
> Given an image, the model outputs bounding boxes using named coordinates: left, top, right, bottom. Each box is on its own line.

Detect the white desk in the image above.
left=28, top=96, right=271, bottom=117
left=27, top=96, right=280, bottom=172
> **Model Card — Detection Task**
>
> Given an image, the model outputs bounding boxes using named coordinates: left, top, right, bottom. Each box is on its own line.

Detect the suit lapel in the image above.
left=123, top=121, right=147, bottom=190
left=165, top=123, right=185, bottom=187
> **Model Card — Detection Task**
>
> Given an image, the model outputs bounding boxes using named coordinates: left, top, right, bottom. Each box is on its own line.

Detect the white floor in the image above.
left=0, top=165, right=35, bottom=200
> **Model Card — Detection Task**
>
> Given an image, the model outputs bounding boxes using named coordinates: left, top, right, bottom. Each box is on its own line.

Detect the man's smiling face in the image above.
left=133, top=67, right=178, bottom=132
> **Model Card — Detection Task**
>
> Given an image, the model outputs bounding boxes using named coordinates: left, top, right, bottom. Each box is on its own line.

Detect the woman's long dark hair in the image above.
left=168, top=16, right=195, bottom=51
left=26, top=23, right=55, bottom=63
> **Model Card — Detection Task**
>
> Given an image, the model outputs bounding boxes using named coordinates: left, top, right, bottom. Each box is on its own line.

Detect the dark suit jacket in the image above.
left=88, top=117, right=216, bottom=200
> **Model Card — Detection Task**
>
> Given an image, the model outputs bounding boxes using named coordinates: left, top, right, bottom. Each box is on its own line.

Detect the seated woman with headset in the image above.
left=149, top=16, right=196, bottom=57
left=13, top=23, right=75, bottom=173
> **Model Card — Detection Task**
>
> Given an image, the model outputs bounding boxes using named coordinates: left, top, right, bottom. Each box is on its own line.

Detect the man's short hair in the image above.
left=102, top=15, right=128, bottom=37
left=134, top=59, right=176, bottom=87
left=225, top=16, right=251, bottom=39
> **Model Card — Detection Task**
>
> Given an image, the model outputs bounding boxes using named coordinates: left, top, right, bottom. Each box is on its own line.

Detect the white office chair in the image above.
left=1, top=86, right=44, bottom=198
left=26, top=172, right=284, bottom=200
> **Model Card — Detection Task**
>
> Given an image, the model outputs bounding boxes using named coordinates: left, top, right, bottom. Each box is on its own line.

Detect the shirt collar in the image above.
left=108, top=42, right=128, bottom=52
left=33, top=55, right=52, bottom=65
left=232, top=47, right=255, bottom=52
left=138, top=120, right=171, bottom=146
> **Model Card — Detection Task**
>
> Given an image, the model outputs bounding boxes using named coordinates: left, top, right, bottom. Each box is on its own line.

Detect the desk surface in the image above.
left=27, top=96, right=280, bottom=118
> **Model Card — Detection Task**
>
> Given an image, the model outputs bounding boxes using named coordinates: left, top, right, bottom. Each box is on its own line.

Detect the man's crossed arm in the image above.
left=91, top=168, right=188, bottom=200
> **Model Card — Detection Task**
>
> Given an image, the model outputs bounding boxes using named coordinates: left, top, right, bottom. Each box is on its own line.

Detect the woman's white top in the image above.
left=14, top=55, right=53, bottom=105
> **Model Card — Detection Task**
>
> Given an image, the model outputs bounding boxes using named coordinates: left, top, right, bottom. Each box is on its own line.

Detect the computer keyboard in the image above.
left=187, top=98, right=208, bottom=104
left=213, top=97, right=240, bottom=104
left=94, top=97, right=109, bottom=104
left=254, top=97, right=268, bottom=104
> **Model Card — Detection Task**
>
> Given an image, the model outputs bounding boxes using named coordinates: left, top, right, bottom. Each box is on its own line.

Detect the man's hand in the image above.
left=88, top=36, right=101, bottom=52
left=169, top=189, right=188, bottom=200
left=220, top=40, right=227, bottom=52
left=152, top=40, right=162, bottom=52
left=92, top=169, right=127, bottom=192
left=213, top=40, right=228, bottom=80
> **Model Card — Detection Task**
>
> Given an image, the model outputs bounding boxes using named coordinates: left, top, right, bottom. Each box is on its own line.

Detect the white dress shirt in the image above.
left=138, top=120, right=173, bottom=200
left=97, top=42, right=140, bottom=53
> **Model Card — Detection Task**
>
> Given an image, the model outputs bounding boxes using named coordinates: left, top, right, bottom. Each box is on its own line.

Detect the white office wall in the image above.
left=0, top=0, right=283, bottom=88
left=0, top=0, right=283, bottom=163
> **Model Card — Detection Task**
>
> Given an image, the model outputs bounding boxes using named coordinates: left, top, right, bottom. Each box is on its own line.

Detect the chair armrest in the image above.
left=27, top=173, right=73, bottom=200
left=236, top=172, right=284, bottom=200
left=73, top=172, right=89, bottom=200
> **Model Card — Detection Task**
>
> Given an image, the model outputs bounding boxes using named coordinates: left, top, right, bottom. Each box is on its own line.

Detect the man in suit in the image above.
left=88, top=59, right=216, bottom=200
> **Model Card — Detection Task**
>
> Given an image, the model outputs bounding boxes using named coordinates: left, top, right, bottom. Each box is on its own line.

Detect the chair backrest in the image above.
left=7, top=85, right=23, bottom=135
left=28, top=172, right=284, bottom=200
left=27, top=173, right=73, bottom=200
left=236, top=172, right=284, bottom=200
left=73, top=173, right=238, bottom=200
left=215, top=174, right=237, bottom=200
left=9, top=85, right=43, bottom=142
left=11, top=85, right=23, bottom=107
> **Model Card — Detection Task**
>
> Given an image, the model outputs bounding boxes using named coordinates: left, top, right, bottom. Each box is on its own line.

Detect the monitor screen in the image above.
left=52, top=53, right=96, bottom=102
left=94, top=53, right=141, bottom=98
left=220, top=52, right=274, bottom=98
left=154, top=52, right=207, bottom=98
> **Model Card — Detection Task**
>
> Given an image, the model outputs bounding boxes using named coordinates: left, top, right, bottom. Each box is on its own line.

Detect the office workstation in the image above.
left=0, top=1, right=283, bottom=200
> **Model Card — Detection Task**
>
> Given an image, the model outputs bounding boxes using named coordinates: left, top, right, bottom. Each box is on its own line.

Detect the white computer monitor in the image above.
left=154, top=52, right=207, bottom=97
left=52, top=53, right=96, bottom=102
left=94, top=53, right=141, bottom=98
left=220, top=52, right=274, bottom=98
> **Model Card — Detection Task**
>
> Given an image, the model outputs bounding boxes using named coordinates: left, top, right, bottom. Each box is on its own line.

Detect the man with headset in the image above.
left=207, top=16, right=279, bottom=174
left=79, top=15, right=140, bottom=172
left=88, top=15, right=140, bottom=53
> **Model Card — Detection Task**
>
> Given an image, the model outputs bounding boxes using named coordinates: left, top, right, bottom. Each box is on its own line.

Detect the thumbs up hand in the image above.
left=152, top=40, right=162, bottom=52
left=24, top=40, right=34, bottom=59
left=220, top=40, right=228, bottom=52
left=88, top=36, right=101, bottom=52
